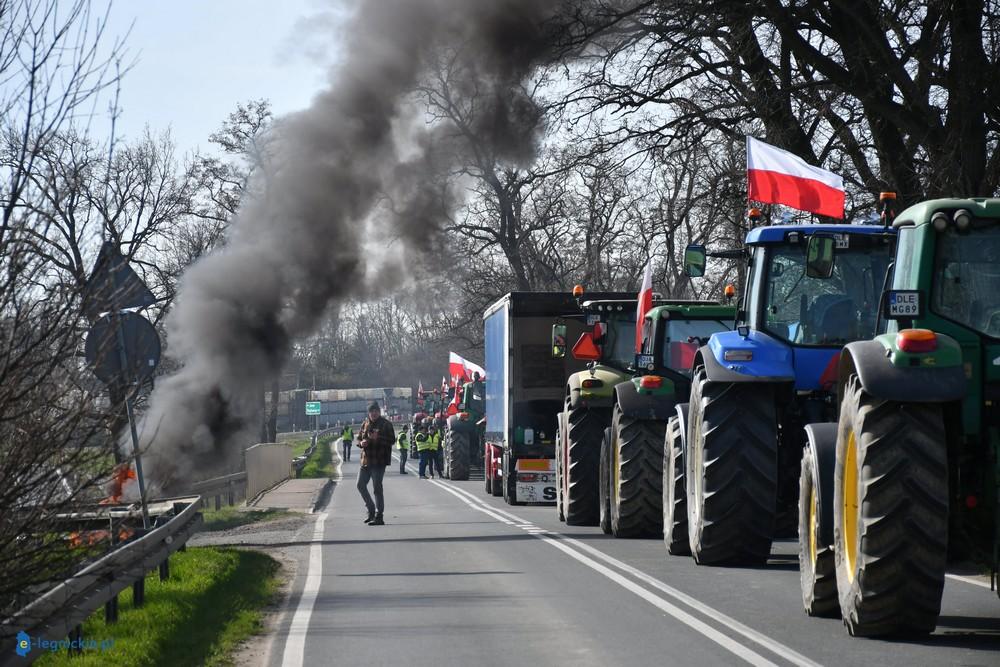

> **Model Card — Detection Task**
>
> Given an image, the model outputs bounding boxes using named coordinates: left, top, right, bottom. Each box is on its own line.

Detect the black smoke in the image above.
left=140, top=0, right=570, bottom=486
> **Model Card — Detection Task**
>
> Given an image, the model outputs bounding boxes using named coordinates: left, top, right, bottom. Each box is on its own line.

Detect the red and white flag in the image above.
left=746, top=136, right=844, bottom=219
left=449, top=352, right=486, bottom=382
left=418, top=380, right=424, bottom=395
left=635, top=259, right=653, bottom=353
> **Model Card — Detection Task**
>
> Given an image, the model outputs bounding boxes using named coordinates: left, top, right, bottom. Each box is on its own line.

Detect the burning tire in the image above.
left=564, top=406, right=604, bottom=526
left=686, top=367, right=777, bottom=564
left=609, top=406, right=665, bottom=538
left=663, top=415, right=689, bottom=556
left=834, top=375, right=947, bottom=636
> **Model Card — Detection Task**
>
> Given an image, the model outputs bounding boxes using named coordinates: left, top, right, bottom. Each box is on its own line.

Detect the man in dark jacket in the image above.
left=357, top=402, right=395, bottom=526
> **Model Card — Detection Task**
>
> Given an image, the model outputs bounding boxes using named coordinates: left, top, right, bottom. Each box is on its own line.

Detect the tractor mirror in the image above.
left=572, top=331, right=602, bottom=361
left=551, top=323, right=568, bottom=358
left=806, top=234, right=836, bottom=279
left=684, top=244, right=707, bottom=277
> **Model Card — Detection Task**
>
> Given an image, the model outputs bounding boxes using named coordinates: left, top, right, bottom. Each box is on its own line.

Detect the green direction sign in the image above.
left=305, top=401, right=321, bottom=416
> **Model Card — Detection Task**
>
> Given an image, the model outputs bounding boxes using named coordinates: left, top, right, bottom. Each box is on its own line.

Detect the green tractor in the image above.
left=596, top=302, right=734, bottom=538
left=553, top=297, right=649, bottom=525
left=443, top=374, right=486, bottom=481
left=799, top=198, right=1000, bottom=636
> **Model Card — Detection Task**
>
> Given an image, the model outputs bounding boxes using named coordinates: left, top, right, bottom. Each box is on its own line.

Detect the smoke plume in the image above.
left=140, top=0, right=568, bottom=485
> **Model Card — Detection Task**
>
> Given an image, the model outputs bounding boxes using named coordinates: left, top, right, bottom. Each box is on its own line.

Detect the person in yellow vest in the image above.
left=428, top=421, right=444, bottom=478
left=415, top=427, right=435, bottom=478
left=396, top=430, right=409, bottom=474
left=341, top=424, right=354, bottom=462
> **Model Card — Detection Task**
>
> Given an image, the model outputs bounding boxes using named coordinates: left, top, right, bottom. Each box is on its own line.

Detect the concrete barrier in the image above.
left=245, top=442, right=293, bottom=500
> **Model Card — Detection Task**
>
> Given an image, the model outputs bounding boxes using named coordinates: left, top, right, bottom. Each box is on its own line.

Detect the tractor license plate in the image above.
left=886, top=290, right=922, bottom=318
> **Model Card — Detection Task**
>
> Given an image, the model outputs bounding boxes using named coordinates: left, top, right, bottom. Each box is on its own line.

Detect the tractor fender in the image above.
left=446, top=414, right=478, bottom=434
left=804, top=422, right=837, bottom=549
left=695, top=330, right=795, bottom=383
left=839, top=340, right=967, bottom=404
left=614, top=379, right=676, bottom=421
left=566, top=367, right=623, bottom=410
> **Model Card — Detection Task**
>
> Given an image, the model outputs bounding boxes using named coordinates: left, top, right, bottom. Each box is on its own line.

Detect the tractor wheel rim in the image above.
left=808, top=482, right=818, bottom=565
left=843, top=430, right=859, bottom=583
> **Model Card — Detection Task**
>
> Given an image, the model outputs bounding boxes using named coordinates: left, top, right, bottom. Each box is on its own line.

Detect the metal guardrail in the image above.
left=0, top=496, right=202, bottom=666
left=191, top=471, right=247, bottom=510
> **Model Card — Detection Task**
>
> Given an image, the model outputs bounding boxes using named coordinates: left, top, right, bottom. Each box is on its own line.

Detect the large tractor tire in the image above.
left=834, top=375, right=948, bottom=637
left=686, top=367, right=778, bottom=565
left=663, top=416, right=689, bottom=556
left=598, top=428, right=613, bottom=534
left=798, top=444, right=838, bottom=617
left=446, top=429, right=470, bottom=481
left=609, top=407, right=666, bottom=538
left=556, top=423, right=566, bottom=521
left=564, top=407, right=604, bottom=526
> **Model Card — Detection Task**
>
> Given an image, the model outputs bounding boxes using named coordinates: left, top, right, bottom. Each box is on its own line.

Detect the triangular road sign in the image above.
left=81, top=242, right=156, bottom=319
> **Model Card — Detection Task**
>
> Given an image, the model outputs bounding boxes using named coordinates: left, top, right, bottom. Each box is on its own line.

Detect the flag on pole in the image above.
left=635, top=259, right=654, bottom=353
left=449, top=352, right=486, bottom=382
left=746, top=136, right=845, bottom=219
left=418, top=381, right=424, bottom=395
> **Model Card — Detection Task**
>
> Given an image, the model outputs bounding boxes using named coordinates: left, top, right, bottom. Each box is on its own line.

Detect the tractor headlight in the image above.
left=954, top=209, right=972, bottom=231
left=932, top=212, right=949, bottom=232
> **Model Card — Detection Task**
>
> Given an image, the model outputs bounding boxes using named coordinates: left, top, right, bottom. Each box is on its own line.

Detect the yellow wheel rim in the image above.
left=808, top=483, right=818, bottom=565
left=843, top=430, right=859, bottom=583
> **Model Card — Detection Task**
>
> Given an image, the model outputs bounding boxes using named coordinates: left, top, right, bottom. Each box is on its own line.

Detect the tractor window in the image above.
left=763, top=238, right=892, bottom=346
left=603, top=313, right=637, bottom=367
left=932, top=224, right=1000, bottom=338
left=661, top=319, right=731, bottom=372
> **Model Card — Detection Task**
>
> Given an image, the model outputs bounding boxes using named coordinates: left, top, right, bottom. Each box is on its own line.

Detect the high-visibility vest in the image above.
left=428, top=432, right=441, bottom=451
left=341, top=426, right=353, bottom=441
left=415, top=432, right=434, bottom=452
left=397, top=432, right=408, bottom=450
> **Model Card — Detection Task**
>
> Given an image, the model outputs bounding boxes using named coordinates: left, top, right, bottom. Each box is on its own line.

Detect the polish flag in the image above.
left=635, top=259, right=653, bottom=353
left=746, top=136, right=844, bottom=219
left=418, top=381, right=424, bottom=396
left=449, top=352, right=486, bottom=382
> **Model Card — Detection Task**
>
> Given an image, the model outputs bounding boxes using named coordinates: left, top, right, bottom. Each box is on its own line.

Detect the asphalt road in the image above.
left=268, top=454, right=1000, bottom=667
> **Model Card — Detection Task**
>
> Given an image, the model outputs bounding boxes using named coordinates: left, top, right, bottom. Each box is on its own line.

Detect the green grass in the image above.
left=286, top=437, right=312, bottom=457
left=35, top=547, right=281, bottom=667
left=200, top=506, right=291, bottom=532
left=298, top=436, right=335, bottom=479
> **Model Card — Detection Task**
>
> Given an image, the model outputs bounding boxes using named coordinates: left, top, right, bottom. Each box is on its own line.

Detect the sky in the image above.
left=102, top=0, right=348, bottom=156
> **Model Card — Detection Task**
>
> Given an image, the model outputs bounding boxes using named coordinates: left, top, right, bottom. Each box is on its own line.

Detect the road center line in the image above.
left=429, top=480, right=784, bottom=667
left=435, top=480, right=821, bottom=667
left=280, top=511, right=328, bottom=667
left=945, top=573, right=993, bottom=590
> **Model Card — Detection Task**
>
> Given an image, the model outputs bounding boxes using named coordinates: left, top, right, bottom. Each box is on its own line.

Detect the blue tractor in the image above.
left=674, top=208, right=896, bottom=565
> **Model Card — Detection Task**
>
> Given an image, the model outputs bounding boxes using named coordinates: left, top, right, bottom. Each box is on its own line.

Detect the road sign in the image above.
left=305, top=401, right=321, bottom=416
left=84, top=311, right=161, bottom=386
left=81, top=242, right=157, bottom=318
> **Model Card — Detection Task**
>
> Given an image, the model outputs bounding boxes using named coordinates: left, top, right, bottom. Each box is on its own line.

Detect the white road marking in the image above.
left=280, top=512, right=328, bottom=667
left=945, top=573, right=994, bottom=590
left=439, top=482, right=820, bottom=667
left=429, top=480, right=808, bottom=667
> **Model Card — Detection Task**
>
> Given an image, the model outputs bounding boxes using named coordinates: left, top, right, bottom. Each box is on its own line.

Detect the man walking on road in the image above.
left=357, top=402, right=395, bottom=525
left=341, top=423, right=354, bottom=462
left=397, top=429, right=409, bottom=474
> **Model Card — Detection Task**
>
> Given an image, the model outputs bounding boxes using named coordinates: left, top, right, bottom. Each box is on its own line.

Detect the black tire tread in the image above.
left=611, top=409, right=666, bottom=538
left=565, top=407, right=605, bottom=525
left=798, top=445, right=838, bottom=617
left=663, top=416, right=690, bottom=555
left=688, top=368, right=777, bottom=564
left=834, top=375, right=947, bottom=637
left=446, top=429, right=470, bottom=481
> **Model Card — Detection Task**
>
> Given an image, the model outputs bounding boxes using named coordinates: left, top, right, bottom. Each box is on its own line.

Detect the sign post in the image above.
left=82, top=243, right=159, bottom=530
left=305, top=401, right=321, bottom=432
